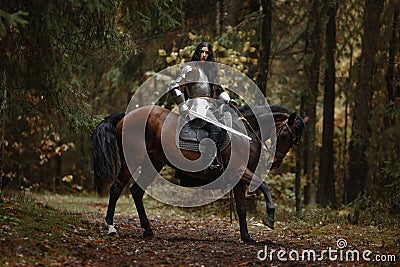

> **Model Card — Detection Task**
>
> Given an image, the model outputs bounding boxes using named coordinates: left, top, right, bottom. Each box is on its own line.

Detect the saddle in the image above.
left=179, top=119, right=208, bottom=142
left=177, top=119, right=230, bottom=152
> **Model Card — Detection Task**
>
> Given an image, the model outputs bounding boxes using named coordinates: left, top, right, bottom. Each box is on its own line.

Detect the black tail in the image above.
left=91, top=112, right=125, bottom=194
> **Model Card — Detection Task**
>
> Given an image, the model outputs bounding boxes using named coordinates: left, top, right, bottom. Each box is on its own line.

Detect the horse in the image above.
left=91, top=104, right=306, bottom=243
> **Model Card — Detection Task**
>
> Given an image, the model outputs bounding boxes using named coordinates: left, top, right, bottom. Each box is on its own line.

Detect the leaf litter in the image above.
left=0, top=194, right=398, bottom=266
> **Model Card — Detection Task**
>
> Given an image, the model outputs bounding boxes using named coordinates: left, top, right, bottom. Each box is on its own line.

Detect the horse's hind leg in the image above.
left=105, top=164, right=131, bottom=235
left=130, top=161, right=163, bottom=238
left=233, top=182, right=255, bottom=243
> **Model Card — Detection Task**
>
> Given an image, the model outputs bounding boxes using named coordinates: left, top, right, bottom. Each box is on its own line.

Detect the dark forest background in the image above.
left=0, top=0, right=399, bottom=223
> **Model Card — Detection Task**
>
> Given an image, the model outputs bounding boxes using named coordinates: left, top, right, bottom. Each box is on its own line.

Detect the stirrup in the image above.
left=209, top=158, right=222, bottom=170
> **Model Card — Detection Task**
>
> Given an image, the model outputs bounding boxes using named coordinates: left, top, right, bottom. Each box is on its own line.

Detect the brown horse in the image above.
left=91, top=104, right=306, bottom=243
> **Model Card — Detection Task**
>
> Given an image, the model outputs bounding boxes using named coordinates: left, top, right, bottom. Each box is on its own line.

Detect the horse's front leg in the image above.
left=233, top=182, right=255, bottom=243
left=258, top=181, right=275, bottom=229
left=242, top=168, right=275, bottom=229
left=130, top=162, right=163, bottom=239
left=105, top=165, right=131, bottom=235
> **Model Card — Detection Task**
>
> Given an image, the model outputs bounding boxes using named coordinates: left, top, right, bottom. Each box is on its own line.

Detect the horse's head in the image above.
left=237, top=104, right=307, bottom=169
left=272, top=112, right=307, bottom=169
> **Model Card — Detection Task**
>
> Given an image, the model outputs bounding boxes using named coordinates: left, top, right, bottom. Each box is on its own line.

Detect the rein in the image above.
left=232, top=105, right=275, bottom=155
left=230, top=104, right=301, bottom=163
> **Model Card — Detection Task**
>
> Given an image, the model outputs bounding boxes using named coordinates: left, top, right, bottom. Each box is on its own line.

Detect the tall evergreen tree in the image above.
left=318, top=1, right=337, bottom=207
left=347, top=0, right=384, bottom=202
left=302, top=0, right=323, bottom=206
left=257, top=0, right=272, bottom=97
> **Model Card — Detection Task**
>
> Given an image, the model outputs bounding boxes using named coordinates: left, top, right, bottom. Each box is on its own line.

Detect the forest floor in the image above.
left=0, top=192, right=398, bottom=266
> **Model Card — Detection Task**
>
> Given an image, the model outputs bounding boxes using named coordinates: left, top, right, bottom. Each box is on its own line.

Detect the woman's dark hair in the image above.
left=191, top=42, right=215, bottom=62
left=190, top=42, right=218, bottom=84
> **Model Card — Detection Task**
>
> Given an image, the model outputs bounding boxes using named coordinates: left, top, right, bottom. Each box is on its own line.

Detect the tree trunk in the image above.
left=385, top=4, right=398, bottom=107
left=295, top=146, right=302, bottom=216
left=0, top=70, right=7, bottom=203
left=346, top=0, right=384, bottom=203
left=257, top=0, right=272, bottom=97
left=318, top=1, right=337, bottom=207
left=221, top=0, right=237, bottom=29
left=216, top=0, right=222, bottom=35
left=394, top=2, right=400, bottom=101
left=302, top=0, right=323, bottom=206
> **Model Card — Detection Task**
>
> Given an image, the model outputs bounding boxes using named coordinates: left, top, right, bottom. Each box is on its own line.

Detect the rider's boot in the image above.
left=207, top=124, right=222, bottom=170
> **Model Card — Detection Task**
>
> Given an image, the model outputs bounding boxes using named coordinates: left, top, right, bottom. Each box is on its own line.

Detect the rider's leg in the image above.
left=204, top=123, right=222, bottom=169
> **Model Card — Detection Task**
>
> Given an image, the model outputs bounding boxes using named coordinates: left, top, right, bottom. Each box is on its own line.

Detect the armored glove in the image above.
left=178, top=103, right=190, bottom=117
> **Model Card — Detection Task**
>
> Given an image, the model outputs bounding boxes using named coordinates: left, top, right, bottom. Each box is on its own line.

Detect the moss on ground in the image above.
left=0, top=195, right=94, bottom=266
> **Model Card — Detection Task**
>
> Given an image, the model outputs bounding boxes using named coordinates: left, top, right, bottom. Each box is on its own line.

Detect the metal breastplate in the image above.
left=185, top=98, right=218, bottom=125
left=184, top=69, right=212, bottom=98
left=186, top=98, right=210, bottom=119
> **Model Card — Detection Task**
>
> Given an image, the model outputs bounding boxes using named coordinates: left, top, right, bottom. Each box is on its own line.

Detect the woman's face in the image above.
left=199, top=46, right=210, bottom=62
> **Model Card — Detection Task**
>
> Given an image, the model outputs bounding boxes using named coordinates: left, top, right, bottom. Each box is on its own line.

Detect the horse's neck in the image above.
left=259, top=112, right=277, bottom=141
left=241, top=107, right=275, bottom=142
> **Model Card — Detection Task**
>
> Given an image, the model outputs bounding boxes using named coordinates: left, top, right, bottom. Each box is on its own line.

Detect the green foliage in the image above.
left=382, top=161, right=400, bottom=180
left=347, top=194, right=400, bottom=228
left=0, top=0, right=188, bottom=192
left=120, top=0, right=182, bottom=35
left=381, top=161, right=400, bottom=210
left=137, top=8, right=180, bottom=34
left=1, top=1, right=136, bottom=130
left=268, top=173, right=297, bottom=206
left=0, top=9, right=28, bottom=37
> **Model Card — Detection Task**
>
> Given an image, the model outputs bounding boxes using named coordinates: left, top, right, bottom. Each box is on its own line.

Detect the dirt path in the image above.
left=58, top=213, right=398, bottom=266
left=1, top=196, right=398, bottom=266
left=77, top=214, right=269, bottom=266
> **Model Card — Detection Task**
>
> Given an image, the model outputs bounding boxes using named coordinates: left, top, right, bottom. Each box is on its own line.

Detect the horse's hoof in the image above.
left=143, top=230, right=154, bottom=239
left=263, top=217, right=275, bottom=230
left=242, top=236, right=256, bottom=244
left=107, top=224, right=117, bottom=235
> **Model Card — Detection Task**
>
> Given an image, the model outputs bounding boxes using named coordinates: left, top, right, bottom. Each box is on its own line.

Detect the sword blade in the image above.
left=188, top=110, right=252, bottom=141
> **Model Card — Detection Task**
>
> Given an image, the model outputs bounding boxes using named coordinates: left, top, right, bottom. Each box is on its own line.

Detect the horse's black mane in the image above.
left=238, top=104, right=306, bottom=138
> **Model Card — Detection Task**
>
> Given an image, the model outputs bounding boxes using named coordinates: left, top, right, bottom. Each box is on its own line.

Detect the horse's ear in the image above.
left=288, top=112, right=297, bottom=125
left=273, top=113, right=288, bottom=122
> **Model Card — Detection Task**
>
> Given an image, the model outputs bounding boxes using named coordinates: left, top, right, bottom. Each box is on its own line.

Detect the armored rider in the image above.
left=169, top=42, right=236, bottom=169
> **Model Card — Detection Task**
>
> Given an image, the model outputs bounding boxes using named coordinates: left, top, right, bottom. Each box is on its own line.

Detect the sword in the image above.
left=188, top=109, right=252, bottom=141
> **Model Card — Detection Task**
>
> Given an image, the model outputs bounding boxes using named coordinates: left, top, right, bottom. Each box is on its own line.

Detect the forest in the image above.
left=0, top=0, right=399, bottom=265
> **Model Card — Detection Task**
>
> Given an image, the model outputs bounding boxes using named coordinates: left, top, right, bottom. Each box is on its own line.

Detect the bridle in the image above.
left=274, top=118, right=298, bottom=161
left=276, top=119, right=298, bottom=143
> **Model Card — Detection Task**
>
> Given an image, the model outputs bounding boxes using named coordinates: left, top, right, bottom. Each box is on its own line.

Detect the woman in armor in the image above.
left=170, top=42, right=236, bottom=169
